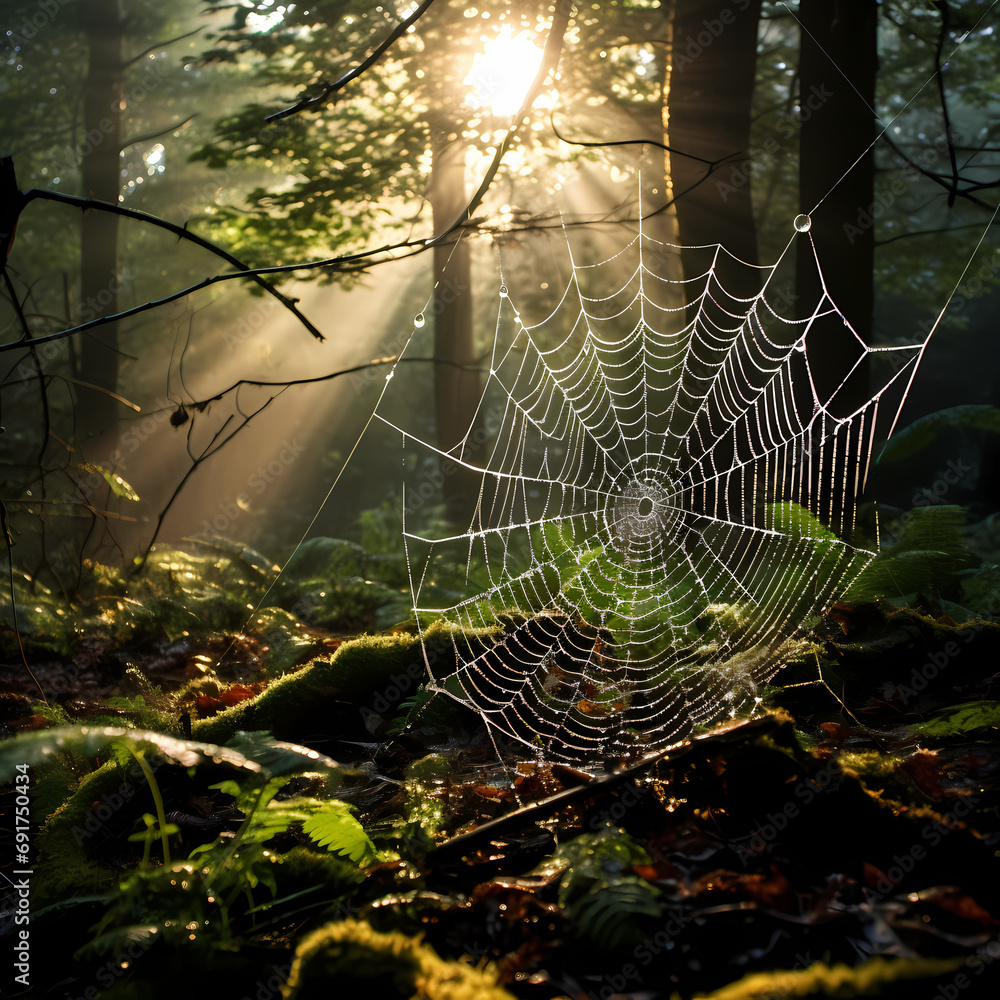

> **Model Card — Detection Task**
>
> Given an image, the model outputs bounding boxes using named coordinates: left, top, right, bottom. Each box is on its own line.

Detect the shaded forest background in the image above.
left=2, top=0, right=998, bottom=608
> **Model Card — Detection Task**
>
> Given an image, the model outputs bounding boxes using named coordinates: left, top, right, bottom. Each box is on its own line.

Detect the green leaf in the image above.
left=224, top=730, right=341, bottom=778
left=209, top=775, right=291, bottom=843
left=910, top=700, right=1000, bottom=741
left=889, top=505, right=969, bottom=556
left=0, top=726, right=262, bottom=786
left=767, top=501, right=840, bottom=541
left=572, top=879, right=662, bottom=950
left=846, top=550, right=964, bottom=603
left=301, top=802, right=376, bottom=865
left=77, top=462, right=140, bottom=501
left=878, top=405, right=1000, bottom=465
left=845, top=506, right=972, bottom=602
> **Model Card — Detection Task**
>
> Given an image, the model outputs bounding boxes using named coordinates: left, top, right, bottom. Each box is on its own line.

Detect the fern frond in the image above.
left=301, top=802, right=376, bottom=864
left=571, top=878, right=662, bottom=950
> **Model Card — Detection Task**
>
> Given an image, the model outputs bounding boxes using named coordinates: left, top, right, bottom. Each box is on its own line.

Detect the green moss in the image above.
left=250, top=607, right=320, bottom=676
left=191, top=627, right=454, bottom=745
left=403, top=753, right=452, bottom=782
left=692, top=955, right=966, bottom=999
left=35, top=763, right=131, bottom=902
left=911, top=700, right=1000, bottom=741
left=283, top=918, right=515, bottom=1000
left=402, top=779, right=448, bottom=838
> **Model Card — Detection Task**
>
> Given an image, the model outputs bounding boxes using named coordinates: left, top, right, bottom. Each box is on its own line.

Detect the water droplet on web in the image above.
left=793, top=214, right=812, bottom=233
left=499, top=284, right=508, bottom=297
left=414, top=313, right=425, bottom=328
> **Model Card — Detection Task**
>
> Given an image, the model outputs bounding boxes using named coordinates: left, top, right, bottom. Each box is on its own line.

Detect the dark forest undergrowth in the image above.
left=4, top=517, right=1000, bottom=1000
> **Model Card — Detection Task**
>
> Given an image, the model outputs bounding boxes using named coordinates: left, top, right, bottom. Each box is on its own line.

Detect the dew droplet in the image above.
left=414, top=313, right=425, bottom=328
left=499, top=284, right=508, bottom=296
left=793, top=213, right=812, bottom=233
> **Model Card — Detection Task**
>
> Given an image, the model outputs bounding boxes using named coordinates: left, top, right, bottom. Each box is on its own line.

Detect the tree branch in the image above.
left=931, top=0, right=961, bottom=207
left=19, top=187, right=325, bottom=341
left=264, top=0, right=437, bottom=122
left=124, top=28, right=203, bottom=68
left=121, top=115, right=196, bottom=152
left=549, top=113, right=733, bottom=168
left=882, top=134, right=994, bottom=209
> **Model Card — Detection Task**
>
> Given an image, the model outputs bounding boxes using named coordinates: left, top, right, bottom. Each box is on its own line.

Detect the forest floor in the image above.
left=3, top=538, right=1000, bottom=1000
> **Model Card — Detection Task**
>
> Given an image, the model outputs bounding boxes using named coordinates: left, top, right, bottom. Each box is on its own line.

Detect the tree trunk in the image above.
left=78, top=0, right=123, bottom=448
left=796, top=0, right=878, bottom=352
left=669, top=0, right=762, bottom=295
left=426, top=130, right=480, bottom=520
left=795, top=0, right=878, bottom=531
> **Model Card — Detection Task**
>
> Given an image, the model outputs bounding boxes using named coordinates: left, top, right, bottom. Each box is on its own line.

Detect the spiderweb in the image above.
left=380, top=217, right=920, bottom=762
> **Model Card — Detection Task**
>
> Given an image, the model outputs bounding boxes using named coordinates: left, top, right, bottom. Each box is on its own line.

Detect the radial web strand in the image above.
left=380, top=222, right=920, bottom=762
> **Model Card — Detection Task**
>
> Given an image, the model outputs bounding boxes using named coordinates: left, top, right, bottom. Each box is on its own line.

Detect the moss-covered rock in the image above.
left=693, top=955, right=967, bottom=999
left=283, top=918, right=515, bottom=1000
left=910, top=699, right=1000, bottom=741
left=34, top=763, right=133, bottom=901
left=191, top=626, right=455, bottom=745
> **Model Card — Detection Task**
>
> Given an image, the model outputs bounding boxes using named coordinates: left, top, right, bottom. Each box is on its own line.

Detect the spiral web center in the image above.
left=606, top=472, right=682, bottom=560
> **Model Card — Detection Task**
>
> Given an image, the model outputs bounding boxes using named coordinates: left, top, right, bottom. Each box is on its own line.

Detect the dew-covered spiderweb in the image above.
left=379, top=218, right=921, bottom=762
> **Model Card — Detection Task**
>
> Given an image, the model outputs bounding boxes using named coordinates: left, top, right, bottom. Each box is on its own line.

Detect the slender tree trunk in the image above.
left=796, top=0, right=878, bottom=351
left=644, top=3, right=682, bottom=266
left=669, top=0, right=762, bottom=295
left=426, top=130, right=480, bottom=520
left=795, top=1, right=878, bottom=530
left=78, top=0, right=123, bottom=448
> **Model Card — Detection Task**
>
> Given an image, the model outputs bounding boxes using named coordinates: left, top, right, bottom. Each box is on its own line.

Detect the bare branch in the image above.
left=550, top=114, right=730, bottom=169
left=18, top=187, right=325, bottom=341
left=265, top=0, right=437, bottom=122
left=882, top=134, right=995, bottom=209
left=124, top=28, right=203, bottom=68
left=121, top=115, right=196, bottom=151
left=931, top=1, right=961, bottom=207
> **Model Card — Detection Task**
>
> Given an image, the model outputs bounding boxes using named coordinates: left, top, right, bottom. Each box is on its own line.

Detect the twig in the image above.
left=265, top=0, right=437, bottom=122
left=0, top=501, right=49, bottom=705
left=124, top=27, right=203, bottom=68
left=19, top=188, right=325, bottom=341
left=931, top=1, right=961, bottom=207
left=121, top=115, right=196, bottom=151
left=426, top=715, right=775, bottom=866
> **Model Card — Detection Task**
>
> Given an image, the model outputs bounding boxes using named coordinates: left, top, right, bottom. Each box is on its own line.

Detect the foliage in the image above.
left=846, top=505, right=974, bottom=603
left=204, top=774, right=375, bottom=864
left=555, top=825, right=662, bottom=949
left=189, top=0, right=498, bottom=268
left=0, top=535, right=412, bottom=683
left=878, top=404, right=1000, bottom=465
left=7, top=580, right=1000, bottom=996
left=909, top=699, right=1000, bottom=741
left=0, top=725, right=261, bottom=785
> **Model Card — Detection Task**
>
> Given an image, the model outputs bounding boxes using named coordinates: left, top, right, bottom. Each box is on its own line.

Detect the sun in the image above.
left=465, top=25, right=545, bottom=117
